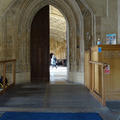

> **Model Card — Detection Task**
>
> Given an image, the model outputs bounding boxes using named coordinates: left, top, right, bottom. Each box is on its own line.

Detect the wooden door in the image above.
left=31, top=6, right=49, bottom=83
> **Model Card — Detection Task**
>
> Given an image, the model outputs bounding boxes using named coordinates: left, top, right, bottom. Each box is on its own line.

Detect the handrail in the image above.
left=89, top=60, right=109, bottom=106
left=0, top=59, right=16, bottom=63
left=89, top=61, right=109, bottom=66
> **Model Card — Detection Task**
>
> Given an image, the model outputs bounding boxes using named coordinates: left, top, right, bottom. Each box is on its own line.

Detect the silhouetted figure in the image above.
left=51, top=54, right=57, bottom=68
left=50, top=53, right=53, bottom=65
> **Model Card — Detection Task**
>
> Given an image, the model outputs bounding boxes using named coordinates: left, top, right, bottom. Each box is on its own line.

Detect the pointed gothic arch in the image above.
left=1, top=0, right=95, bottom=84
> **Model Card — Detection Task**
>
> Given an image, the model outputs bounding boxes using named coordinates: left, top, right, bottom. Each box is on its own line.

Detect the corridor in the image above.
left=0, top=84, right=118, bottom=120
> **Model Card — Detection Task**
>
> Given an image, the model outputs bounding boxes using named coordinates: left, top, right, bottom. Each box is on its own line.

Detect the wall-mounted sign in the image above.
left=106, top=34, right=116, bottom=44
left=104, top=65, right=110, bottom=74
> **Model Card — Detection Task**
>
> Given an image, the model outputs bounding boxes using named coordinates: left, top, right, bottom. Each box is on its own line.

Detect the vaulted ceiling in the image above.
left=50, top=5, right=66, bottom=42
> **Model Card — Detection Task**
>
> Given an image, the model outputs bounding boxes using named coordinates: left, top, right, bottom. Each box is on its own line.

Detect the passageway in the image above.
left=0, top=84, right=117, bottom=120
left=0, top=84, right=101, bottom=109
left=0, top=0, right=120, bottom=119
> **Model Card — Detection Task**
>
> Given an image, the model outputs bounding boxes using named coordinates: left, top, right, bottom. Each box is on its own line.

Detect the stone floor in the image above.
left=0, top=84, right=119, bottom=120
left=0, top=67, right=119, bottom=120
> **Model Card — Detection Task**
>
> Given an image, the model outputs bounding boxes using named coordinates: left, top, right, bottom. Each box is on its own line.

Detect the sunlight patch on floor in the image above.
left=50, top=66, right=67, bottom=84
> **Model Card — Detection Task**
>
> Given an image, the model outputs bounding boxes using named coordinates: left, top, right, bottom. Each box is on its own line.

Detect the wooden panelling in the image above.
left=84, top=50, right=91, bottom=89
left=91, top=45, right=120, bottom=101
left=85, top=45, right=120, bottom=105
left=31, top=6, right=49, bottom=83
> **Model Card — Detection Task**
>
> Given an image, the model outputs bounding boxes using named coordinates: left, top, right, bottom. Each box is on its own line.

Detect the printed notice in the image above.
left=104, top=65, right=110, bottom=74
left=106, top=34, right=116, bottom=45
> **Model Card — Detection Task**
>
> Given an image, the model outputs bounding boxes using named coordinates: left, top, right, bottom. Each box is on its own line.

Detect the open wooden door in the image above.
left=31, top=6, right=49, bottom=83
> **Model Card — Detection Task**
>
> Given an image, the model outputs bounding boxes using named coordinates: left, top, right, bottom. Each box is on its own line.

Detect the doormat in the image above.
left=0, top=112, right=102, bottom=120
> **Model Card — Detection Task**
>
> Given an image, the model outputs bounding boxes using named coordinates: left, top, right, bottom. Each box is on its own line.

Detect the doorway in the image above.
left=49, top=6, right=68, bottom=84
left=30, top=5, right=68, bottom=84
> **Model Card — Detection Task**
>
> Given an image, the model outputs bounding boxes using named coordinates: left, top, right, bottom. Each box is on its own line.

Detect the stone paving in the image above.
left=0, top=84, right=119, bottom=120
left=0, top=67, right=119, bottom=120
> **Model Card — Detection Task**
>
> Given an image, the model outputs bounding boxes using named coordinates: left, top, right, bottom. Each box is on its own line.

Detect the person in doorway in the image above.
left=50, top=53, right=53, bottom=66
left=51, top=54, right=57, bottom=68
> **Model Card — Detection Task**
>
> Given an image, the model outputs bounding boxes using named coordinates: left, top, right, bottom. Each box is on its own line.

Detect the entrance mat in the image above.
left=0, top=112, right=102, bottom=120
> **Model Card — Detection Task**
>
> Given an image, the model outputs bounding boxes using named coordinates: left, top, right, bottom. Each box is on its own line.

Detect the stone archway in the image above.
left=0, top=0, right=95, bottom=84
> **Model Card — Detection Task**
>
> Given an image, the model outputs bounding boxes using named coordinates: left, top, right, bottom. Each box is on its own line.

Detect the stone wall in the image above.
left=86, top=0, right=118, bottom=44
left=0, top=0, right=85, bottom=84
left=50, top=38, right=66, bottom=59
left=118, top=0, right=120, bottom=43
left=0, top=0, right=118, bottom=84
